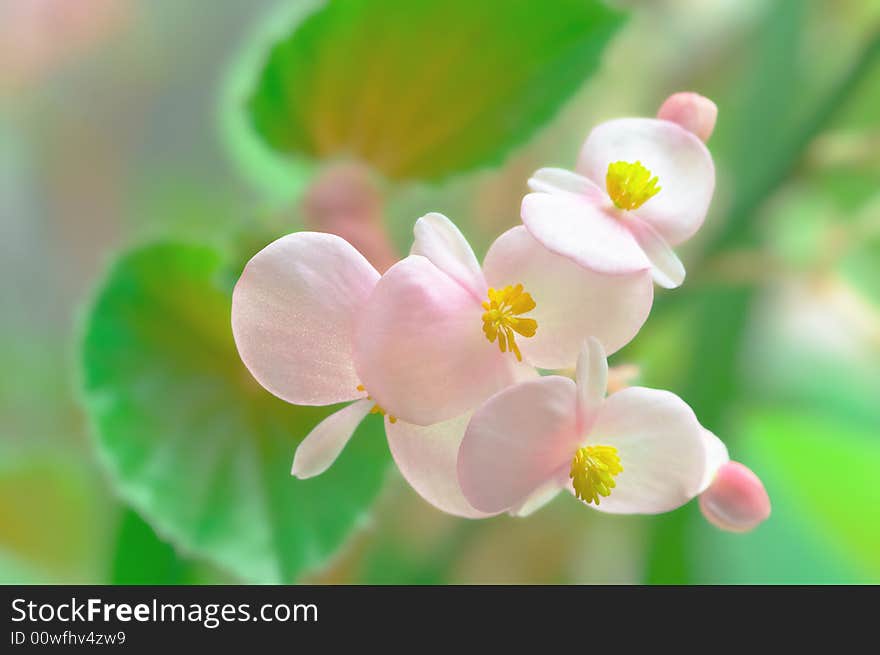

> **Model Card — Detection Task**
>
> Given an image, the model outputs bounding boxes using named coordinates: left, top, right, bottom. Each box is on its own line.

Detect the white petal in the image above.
left=575, top=337, right=607, bottom=433
left=458, top=376, right=580, bottom=514
left=627, top=215, right=686, bottom=289
left=482, top=226, right=654, bottom=369
left=577, top=117, right=715, bottom=246
left=232, top=232, right=378, bottom=406
left=583, top=387, right=707, bottom=514
left=698, top=428, right=730, bottom=493
left=527, top=167, right=607, bottom=203
left=353, top=255, right=518, bottom=426
left=410, top=212, right=486, bottom=300
left=521, top=191, right=651, bottom=275
left=386, top=413, right=495, bottom=519
left=291, top=399, right=373, bottom=479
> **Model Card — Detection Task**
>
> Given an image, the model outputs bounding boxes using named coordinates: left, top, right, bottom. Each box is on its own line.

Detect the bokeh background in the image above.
left=2, top=0, right=878, bottom=584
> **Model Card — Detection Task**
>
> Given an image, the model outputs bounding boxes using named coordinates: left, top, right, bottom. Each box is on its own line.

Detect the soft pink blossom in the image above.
left=458, top=338, right=726, bottom=515
left=353, top=213, right=654, bottom=426
left=231, top=230, right=489, bottom=517
left=522, top=97, right=716, bottom=289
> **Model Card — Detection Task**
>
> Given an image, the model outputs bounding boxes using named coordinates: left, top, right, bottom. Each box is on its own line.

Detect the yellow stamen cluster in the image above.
left=481, top=284, right=537, bottom=362
left=606, top=160, right=661, bottom=211
left=569, top=445, right=622, bottom=506
left=356, top=385, right=397, bottom=423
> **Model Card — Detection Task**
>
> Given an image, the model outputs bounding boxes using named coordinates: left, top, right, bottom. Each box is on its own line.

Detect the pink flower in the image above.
left=458, top=338, right=727, bottom=515
left=353, top=213, right=654, bottom=427
left=225, top=230, right=582, bottom=518
left=521, top=96, right=716, bottom=289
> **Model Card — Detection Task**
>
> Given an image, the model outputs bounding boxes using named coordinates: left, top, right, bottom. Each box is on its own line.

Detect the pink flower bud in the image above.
left=657, top=92, right=718, bottom=143
left=301, top=163, right=397, bottom=272
left=699, top=461, right=771, bottom=532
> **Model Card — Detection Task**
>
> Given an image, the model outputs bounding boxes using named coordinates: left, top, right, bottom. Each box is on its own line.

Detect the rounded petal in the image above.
left=353, top=255, right=517, bottom=426
left=232, top=232, right=379, bottom=406
left=483, top=226, right=653, bottom=368
left=386, top=413, right=495, bottom=519
left=458, top=376, right=580, bottom=514
left=527, top=167, right=607, bottom=204
left=576, top=118, right=715, bottom=245
left=657, top=92, right=718, bottom=143
left=698, top=428, right=730, bottom=493
left=575, top=337, right=608, bottom=433
left=291, top=399, right=372, bottom=479
left=410, top=212, right=486, bottom=300
left=584, top=387, right=707, bottom=514
left=699, top=461, right=771, bottom=533
left=627, top=215, right=686, bottom=289
left=521, top=192, right=650, bottom=276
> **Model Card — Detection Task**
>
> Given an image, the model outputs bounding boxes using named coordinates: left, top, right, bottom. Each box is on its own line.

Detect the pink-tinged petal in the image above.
left=232, top=232, right=379, bottom=406
left=575, top=337, right=607, bottom=434
left=459, top=376, right=580, bottom=514
left=657, top=92, right=718, bottom=143
left=410, top=212, right=486, bottom=300
left=698, top=428, right=730, bottom=493
left=527, top=167, right=607, bottom=204
left=627, top=215, right=686, bottom=289
left=584, top=387, right=706, bottom=514
left=291, top=399, right=372, bottom=479
left=699, top=461, right=771, bottom=533
left=521, top=192, right=650, bottom=276
left=509, top=476, right=566, bottom=518
left=353, top=255, right=517, bottom=426
left=482, top=226, right=653, bottom=368
left=577, top=118, right=715, bottom=245
left=386, top=413, right=495, bottom=519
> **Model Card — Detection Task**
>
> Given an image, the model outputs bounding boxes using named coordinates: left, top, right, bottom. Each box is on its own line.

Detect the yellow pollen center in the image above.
left=606, top=160, right=661, bottom=211
left=356, top=385, right=397, bottom=423
left=569, top=445, right=622, bottom=506
left=481, top=284, right=538, bottom=362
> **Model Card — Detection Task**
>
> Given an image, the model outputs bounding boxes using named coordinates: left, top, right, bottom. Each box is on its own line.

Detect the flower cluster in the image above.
left=231, top=92, right=770, bottom=528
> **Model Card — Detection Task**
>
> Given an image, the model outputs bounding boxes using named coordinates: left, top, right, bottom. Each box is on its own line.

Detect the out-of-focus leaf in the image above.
left=220, top=2, right=320, bottom=205
left=111, top=509, right=236, bottom=584
left=0, top=451, right=112, bottom=583
left=80, top=242, right=390, bottom=583
left=246, top=0, right=624, bottom=182
left=693, top=410, right=880, bottom=583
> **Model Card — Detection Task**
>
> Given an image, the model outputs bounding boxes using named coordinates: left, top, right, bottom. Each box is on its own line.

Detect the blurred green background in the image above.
left=1, top=0, right=878, bottom=584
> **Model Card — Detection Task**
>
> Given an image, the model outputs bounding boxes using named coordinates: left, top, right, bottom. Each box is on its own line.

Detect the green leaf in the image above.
left=245, top=0, right=624, bottom=181
left=111, top=509, right=236, bottom=584
left=80, top=242, right=390, bottom=583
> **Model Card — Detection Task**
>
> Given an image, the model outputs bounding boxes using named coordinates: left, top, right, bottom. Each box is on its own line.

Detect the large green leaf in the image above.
left=245, top=0, right=624, bottom=181
left=80, top=242, right=390, bottom=583
left=110, top=509, right=236, bottom=584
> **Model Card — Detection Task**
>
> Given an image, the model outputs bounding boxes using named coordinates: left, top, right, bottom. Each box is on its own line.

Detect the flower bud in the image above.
left=699, top=461, right=771, bottom=532
left=657, top=92, right=718, bottom=143
left=301, top=163, right=397, bottom=272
